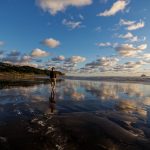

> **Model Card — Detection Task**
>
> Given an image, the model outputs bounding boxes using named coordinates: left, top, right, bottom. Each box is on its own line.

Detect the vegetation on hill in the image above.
left=0, top=62, right=64, bottom=76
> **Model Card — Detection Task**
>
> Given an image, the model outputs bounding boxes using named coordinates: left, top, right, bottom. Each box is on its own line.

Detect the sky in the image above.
left=0, top=0, right=150, bottom=76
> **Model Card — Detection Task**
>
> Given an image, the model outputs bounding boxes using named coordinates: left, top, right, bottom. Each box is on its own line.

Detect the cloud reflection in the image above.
left=0, top=80, right=150, bottom=121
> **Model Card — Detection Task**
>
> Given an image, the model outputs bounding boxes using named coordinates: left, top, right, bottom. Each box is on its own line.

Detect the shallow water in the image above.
left=0, top=79, right=150, bottom=150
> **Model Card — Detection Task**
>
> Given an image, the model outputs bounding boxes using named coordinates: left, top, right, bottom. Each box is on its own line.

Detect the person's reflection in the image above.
left=49, top=89, right=56, bottom=113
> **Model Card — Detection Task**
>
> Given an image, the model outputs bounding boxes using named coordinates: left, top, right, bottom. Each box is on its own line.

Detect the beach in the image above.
left=0, top=79, right=150, bottom=150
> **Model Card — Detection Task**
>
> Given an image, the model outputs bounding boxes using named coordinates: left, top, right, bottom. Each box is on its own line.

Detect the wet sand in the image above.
left=1, top=111, right=150, bottom=150
left=0, top=80, right=150, bottom=150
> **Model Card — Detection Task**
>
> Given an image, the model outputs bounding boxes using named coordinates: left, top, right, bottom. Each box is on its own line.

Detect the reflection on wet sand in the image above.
left=0, top=80, right=150, bottom=150
left=49, top=89, right=56, bottom=114
left=79, top=81, right=145, bottom=100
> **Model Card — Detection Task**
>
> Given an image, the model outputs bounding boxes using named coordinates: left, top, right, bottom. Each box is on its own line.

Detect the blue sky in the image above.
left=0, top=0, right=150, bottom=76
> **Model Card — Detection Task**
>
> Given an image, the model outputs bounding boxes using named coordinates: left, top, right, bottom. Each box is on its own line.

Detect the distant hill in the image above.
left=0, top=62, right=64, bottom=76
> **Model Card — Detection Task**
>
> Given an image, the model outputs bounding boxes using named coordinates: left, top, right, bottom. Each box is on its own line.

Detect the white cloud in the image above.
left=52, top=55, right=65, bottom=61
left=65, top=56, right=86, bottom=64
left=21, top=55, right=33, bottom=63
left=98, top=0, right=128, bottom=17
left=137, top=53, right=150, bottom=61
left=47, top=55, right=86, bottom=73
left=97, top=42, right=148, bottom=57
left=1, top=51, right=42, bottom=68
left=119, top=19, right=135, bottom=26
left=114, top=61, right=145, bottom=71
left=124, top=61, right=146, bottom=69
left=117, top=50, right=137, bottom=57
left=96, top=42, right=118, bottom=48
left=36, top=0, right=92, bottom=15
left=116, top=44, right=147, bottom=51
left=31, top=48, right=49, bottom=57
left=129, top=36, right=138, bottom=42
left=118, top=32, right=138, bottom=42
left=97, top=42, right=112, bottom=47
left=127, top=21, right=145, bottom=30
left=118, top=32, right=133, bottom=39
left=62, top=19, right=82, bottom=29
left=115, top=44, right=147, bottom=57
left=86, top=57, right=119, bottom=68
left=42, top=38, right=60, bottom=48
left=138, top=44, right=147, bottom=50
left=2, top=50, right=21, bottom=63
left=119, top=19, right=145, bottom=31
left=142, top=54, right=150, bottom=60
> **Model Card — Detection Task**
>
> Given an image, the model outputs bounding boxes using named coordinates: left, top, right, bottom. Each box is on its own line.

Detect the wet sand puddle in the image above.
left=0, top=80, right=150, bottom=150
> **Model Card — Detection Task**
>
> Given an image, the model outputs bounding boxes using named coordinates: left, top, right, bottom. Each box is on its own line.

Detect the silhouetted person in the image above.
left=50, top=67, right=56, bottom=90
left=49, top=89, right=56, bottom=113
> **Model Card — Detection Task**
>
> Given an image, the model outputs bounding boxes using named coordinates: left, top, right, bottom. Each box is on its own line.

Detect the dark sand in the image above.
left=1, top=111, right=150, bottom=150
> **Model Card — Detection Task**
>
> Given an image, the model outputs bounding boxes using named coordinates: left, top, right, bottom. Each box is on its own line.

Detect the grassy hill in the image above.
left=0, top=62, right=64, bottom=80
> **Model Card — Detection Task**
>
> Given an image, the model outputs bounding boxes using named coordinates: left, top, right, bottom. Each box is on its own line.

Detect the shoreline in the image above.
left=0, top=74, right=150, bottom=86
left=65, top=76, right=150, bottom=84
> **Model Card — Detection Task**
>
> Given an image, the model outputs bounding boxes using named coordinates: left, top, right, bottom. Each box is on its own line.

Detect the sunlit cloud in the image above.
left=36, top=0, right=92, bottom=15
left=114, top=61, right=146, bottom=71
left=1, top=51, right=38, bottom=67
left=65, top=56, right=86, bottom=64
left=119, top=19, right=145, bottom=31
left=115, top=44, right=147, bottom=57
left=52, top=55, right=65, bottom=61
left=45, top=55, right=86, bottom=73
left=117, top=51, right=137, bottom=57
left=119, top=19, right=135, bottom=26
left=86, top=57, right=119, bottom=69
left=98, top=0, right=129, bottom=17
left=118, top=32, right=138, bottom=42
left=62, top=19, right=82, bottom=30
left=137, top=53, right=150, bottom=61
left=21, top=55, right=33, bottom=63
left=31, top=48, right=49, bottom=57
left=42, top=38, right=60, bottom=48
left=123, top=61, right=146, bottom=69
left=127, top=21, right=145, bottom=31
left=58, top=56, right=87, bottom=73
left=118, top=32, right=133, bottom=39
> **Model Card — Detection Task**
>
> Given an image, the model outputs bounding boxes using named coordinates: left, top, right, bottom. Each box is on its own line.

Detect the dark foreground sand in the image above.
left=0, top=111, right=150, bottom=150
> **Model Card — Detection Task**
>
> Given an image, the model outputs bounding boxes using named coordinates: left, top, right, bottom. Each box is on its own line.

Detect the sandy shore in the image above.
left=0, top=79, right=150, bottom=150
